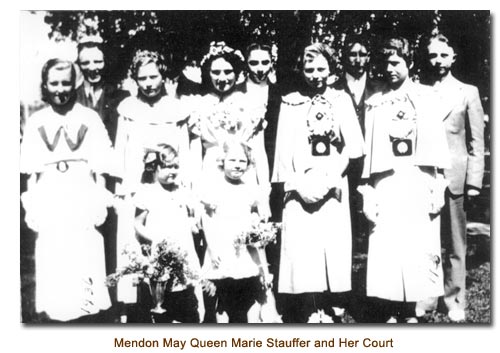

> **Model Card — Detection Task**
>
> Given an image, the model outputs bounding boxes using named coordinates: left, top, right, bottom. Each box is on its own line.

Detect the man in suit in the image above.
left=332, top=35, right=372, bottom=251
left=422, top=33, right=485, bottom=322
left=76, top=35, right=129, bottom=143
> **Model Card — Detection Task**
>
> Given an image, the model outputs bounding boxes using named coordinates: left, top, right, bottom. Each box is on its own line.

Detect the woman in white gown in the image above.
left=272, top=44, right=364, bottom=323
left=360, top=37, right=450, bottom=323
left=21, top=59, right=112, bottom=322
left=190, top=42, right=270, bottom=217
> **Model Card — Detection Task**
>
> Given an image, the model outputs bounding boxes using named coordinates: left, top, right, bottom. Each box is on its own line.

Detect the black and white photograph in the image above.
left=18, top=9, right=490, bottom=327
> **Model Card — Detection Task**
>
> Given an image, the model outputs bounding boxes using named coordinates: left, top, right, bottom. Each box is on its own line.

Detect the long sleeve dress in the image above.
left=272, top=88, right=364, bottom=294
left=20, top=103, right=113, bottom=321
left=362, top=81, right=450, bottom=302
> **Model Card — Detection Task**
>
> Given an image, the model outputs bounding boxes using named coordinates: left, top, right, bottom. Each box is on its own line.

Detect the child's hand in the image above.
left=201, top=279, right=217, bottom=297
left=201, top=200, right=217, bottom=216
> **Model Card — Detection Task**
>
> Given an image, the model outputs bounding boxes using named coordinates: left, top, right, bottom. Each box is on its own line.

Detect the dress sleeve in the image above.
left=132, top=184, right=149, bottom=211
left=20, top=115, right=42, bottom=174
left=112, top=112, right=128, bottom=179
left=271, top=101, right=294, bottom=184
left=86, top=109, right=113, bottom=175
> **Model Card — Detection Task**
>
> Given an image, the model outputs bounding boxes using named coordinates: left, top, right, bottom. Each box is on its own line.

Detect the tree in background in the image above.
left=42, top=10, right=489, bottom=104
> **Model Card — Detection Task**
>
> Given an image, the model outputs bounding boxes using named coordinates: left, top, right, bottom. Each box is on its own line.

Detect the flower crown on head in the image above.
left=200, top=41, right=245, bottom=67
left=78, top=34, right=104, bottom=45
left=132, top=49, right=164, bottom=65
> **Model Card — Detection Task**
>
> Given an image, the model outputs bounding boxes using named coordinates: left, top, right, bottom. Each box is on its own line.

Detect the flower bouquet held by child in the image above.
left=234, top=221, right=282, bottom=323
left=105, top=241, right=199, bottom=316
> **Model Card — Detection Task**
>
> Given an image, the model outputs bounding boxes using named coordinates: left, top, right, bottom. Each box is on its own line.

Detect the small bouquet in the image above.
left=234, top=221, right=281, bottom=250
left=106, top=240, right=198, bottom=314
left=235, top=222, right=283, bottom=323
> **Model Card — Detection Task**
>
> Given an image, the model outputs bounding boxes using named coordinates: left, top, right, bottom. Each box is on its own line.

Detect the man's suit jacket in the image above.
left=76, top=83, right=130, bottom=144
left=431, top=75, right=485, bottom=195
left=331, top=75, right=376, bottom=137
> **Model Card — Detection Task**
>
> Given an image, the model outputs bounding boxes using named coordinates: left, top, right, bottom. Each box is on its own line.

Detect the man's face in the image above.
left=247, top=49, right=272, bottom=83
left=427, top=39, right=455, bottom=79
left=303, top=54, right=330, bottom=90
left=78, top=46, right=105, bottom=84
left=345, top=43, right=369, bottom=79
left=383, top=53, right=409, bottom=88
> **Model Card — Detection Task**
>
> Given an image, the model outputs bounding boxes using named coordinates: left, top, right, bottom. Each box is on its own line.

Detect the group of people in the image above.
left=20, top=30, right=485, bottom=324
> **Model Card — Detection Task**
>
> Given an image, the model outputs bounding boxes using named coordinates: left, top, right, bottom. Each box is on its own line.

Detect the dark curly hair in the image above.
left=200, top=42, right=245, bottom=94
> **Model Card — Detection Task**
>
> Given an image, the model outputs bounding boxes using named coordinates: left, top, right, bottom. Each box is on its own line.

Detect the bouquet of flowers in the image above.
left=106, top=241, right=197, bottom=286
left=105, top=241, right=199, bottom=314
left=235, top=221, right=283, bottom=323
left=234, top=221, right=281, bottom=250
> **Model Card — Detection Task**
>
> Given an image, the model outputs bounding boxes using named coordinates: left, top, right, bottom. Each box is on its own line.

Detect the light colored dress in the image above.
left=113, top=94, right=194, bottom=302
left=362, top=81, right=450, bottom=302
left=20, top=103, right=113, bottom=321
left=132, top=182, right=201, bottom=286
left=200, top=176, right=261, bottom=280
left=272, top=88, right=364, bottom=294
left=191, top=91, right=269, bottom=193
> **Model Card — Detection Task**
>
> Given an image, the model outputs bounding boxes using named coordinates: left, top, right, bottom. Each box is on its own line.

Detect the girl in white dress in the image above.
left=21, top=59, right=112, bottom=322
left=272, top=44, right=365, bottom=323
left=361, top=37, right=450, bottom=323
left=133, top=144, right=202, bottom=323
left=200, top=140, right=269, bottom=323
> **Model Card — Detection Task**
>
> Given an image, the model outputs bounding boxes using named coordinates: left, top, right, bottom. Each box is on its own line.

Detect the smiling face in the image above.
left=383, top=53, right=409, bottom=89
left=136, top=62, right=163, bottom=99
left=247, top=49, right=272, bottom=83
left=210, top=57, right=237, bottom=94
left=345, top=42, right=369, bottom=79
left=223, top=146, right=249, bottom=182
left=45, top=65, right=74, bottom=106
left=427, top=39, right=456, bottom=79
left=303, top=54, right=330, bottom=91
left=156, top=159, right=179, bottom=186
left=78, top=46, right=105, bottom=84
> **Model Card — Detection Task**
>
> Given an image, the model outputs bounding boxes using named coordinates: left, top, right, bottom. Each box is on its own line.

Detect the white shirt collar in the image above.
left=345, top=72, right=367, bottom=104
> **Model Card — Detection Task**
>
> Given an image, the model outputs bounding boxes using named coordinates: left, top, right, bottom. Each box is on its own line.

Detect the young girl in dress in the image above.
left=133, top=144, right=202, bottom=323
left=200, top=139, right=270, bottom=323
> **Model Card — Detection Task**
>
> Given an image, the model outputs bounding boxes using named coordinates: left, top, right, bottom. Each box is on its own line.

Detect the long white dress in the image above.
left=272, top=88, right=364, bottom=294
left=362, top=82, right=450, bottom=302
left=20, top=103, right=113, bottom=321
left=113, top=94, right=194, bottom=302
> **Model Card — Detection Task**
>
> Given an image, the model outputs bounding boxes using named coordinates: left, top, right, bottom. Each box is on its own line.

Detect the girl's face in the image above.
left=156, top=161, right=179, bottom=186
left=136, top=62, right=163, bottom=99
left=383, top=53, right=409, bottom=88
left=223, top=146, right=248, bottom=182
left=303, top=54, right=330, bottom=90
left=247, top=49, right=272, bottom=83
left=45, top=66, right=74, bottom=106
left=210, top=57, right=236, bottom=94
